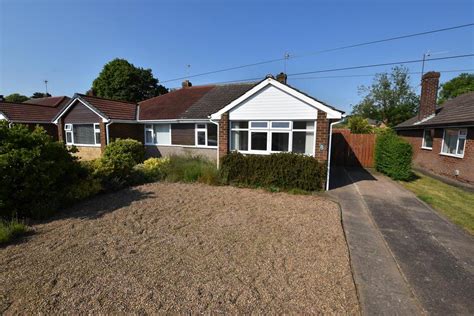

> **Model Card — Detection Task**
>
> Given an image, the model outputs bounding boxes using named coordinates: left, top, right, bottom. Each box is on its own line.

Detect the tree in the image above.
left=31, top=92, right=51, bottom=98
left=352, top=66, right=419, bottom=127
left=347, top=116, right=373, bottom=134
left=91, top=58, right=168, bottom=102
left=5, top=93, right=29, bottom=103
left=439, top=73, right=474, bottom=104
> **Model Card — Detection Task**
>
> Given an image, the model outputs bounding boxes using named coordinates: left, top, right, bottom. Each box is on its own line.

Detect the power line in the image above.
left=289, top=69, right=474, bottom=80
left=161, top=23, right=474, bottom=83
left=287, top=54, right=474, bottom=77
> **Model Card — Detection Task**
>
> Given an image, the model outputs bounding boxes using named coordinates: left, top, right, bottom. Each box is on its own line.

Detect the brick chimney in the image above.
left=182, top=80, right=192, bottom=88
left=419, top=71, right=440, bottom=120
left=276, top=72, right=287, bottom=84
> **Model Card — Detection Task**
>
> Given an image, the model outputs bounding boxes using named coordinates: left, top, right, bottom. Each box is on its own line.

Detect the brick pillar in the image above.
left=57, top=119, right=64, bottom=143
left=315, top=111, right=329, bottom=162
left=419, top=71, right=440, bottom=121
left=218, top=112, right=229, bottom=164
left=100, top=122, right=107, bottom=153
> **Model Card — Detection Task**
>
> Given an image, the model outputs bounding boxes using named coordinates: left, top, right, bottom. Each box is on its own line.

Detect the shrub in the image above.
left=375, top=130, right=413, bottom=180
left=161, top=155, right=220, bottom=185
left=132, top=157, right=170, bottom=184
left=0, top=219, right=29, bottom=245
left=0, top=122, right=85, bottom=219
left=97, top=139, right=145, bottom=190
left=348, top=116, right=373, bottom=134
left=220, top=152, right=326, bottom=191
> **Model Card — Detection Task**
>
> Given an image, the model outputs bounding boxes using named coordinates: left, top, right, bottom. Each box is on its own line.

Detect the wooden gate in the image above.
left=331, top=129, right=376, bottom=168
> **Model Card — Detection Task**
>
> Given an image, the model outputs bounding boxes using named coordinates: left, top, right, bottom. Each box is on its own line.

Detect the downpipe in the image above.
left=326, top=119, right=343, bottom=191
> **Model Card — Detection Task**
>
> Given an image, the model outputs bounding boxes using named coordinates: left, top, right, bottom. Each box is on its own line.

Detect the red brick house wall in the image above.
left=315, top=111, right=329, bottom=162
left=218, top=112, right=229, bottom=163
left=398, top=127, right=474, bottom=184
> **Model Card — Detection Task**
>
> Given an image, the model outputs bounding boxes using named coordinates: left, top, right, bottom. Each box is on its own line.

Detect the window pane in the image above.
left=271, top=121, right=290, bottom=129
left=250, top=121, right=268, bottom=128
left=423, top=130, right=433, bottom=148
left=293, top=121, right=313, bottom=130
left=293, top=132, right=314, bottom=155
left=457, top=138, right=465, bottom=155
left=271, top=133, right=289, bottom=151
left=442, top=129, right=458, bottom=154
left=154, top=124, right=170, bottom=145
left=73, top=124, right=95, bottom=144
left=231, top=131, right=248, bottom=151
left=95, top=131, right=101, bottom=144
left=197, top=131, right=206, bottom=145
left=145, top=130, right=153, bottom=144
left=251, top=132, right=267, bottom=150
left=197, top=124, right=206, bottom=129
left=207, top=124, right=217, bottom=146
left=231, top=121, right=248, bottom=129
left=66, top=132, right=72, bottom=143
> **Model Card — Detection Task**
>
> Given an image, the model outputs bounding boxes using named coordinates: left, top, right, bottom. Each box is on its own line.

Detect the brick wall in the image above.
left=398, top=127, right=474, bottom=184
left=99, top=122, right=106, bottom=153
left=315, top=111, right=329, bottom=162
left=218, top=112, right=229, bottom=163
left=419, top=72, right=440, bottom=120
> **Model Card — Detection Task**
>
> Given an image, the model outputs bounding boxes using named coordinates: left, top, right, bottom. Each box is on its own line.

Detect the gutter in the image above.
left=326, top=118, right=343, bottom=191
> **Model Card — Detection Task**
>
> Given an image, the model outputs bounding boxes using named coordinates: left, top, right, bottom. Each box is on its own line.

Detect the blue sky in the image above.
left=1, top=0, right=473, bottom=113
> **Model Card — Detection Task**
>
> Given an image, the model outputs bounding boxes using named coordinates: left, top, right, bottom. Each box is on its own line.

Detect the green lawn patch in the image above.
left=0, top=219, right=29, bottom=245
left=400, top=173, right=474, bottom=234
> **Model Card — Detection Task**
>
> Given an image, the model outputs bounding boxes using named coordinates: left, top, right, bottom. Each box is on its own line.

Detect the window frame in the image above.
left=440, top=128, right=467, bottom=158
left=421, top=128, right=433, bottom=150
left=64, top=123, right=101, bottom=147
left=143, top=123, right=171, bottom=146
left=195, top=123, right=218, bottom=148
left=230, top=120, right=316, bottom=156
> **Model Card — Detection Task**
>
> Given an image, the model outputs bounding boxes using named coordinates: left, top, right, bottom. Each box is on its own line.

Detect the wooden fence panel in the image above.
left=331, top=129, right=376, bottom=168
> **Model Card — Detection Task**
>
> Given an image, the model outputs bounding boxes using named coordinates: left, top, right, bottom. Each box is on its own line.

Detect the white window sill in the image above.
left=67, top=143, right=101, bottom=147
left=439, top=152, right=464, bottom=159
left=145, top=144, right=217, bottom=149
left=421, top=147, right=433, bottom=151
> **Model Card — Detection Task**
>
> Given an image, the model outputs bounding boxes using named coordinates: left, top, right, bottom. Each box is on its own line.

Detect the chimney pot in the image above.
left=182, top=80, right=192, bottom=88
left=265, top=74, right=275, bottom=79
left=419, top=71, right=440, bottom=120
left=276, top=72, right=287, bottom=84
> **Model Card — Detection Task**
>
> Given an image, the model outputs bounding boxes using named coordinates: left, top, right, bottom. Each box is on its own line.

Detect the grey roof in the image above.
left=396, top=92, right=474, bottom=129
left=180, top=83, right=257, bottom=119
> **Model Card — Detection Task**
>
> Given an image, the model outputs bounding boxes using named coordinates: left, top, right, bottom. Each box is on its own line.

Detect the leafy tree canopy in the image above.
left=91, top=58, right=168, bottom=102
left=352, top=66, right=419, bottom=127
left=347, top=116, right=373, bottom=134
left=31, top=92, right=51, bottom=98
left=5, top=93, right=29, bottom=103
left=439, top=73, right=474, bottom=104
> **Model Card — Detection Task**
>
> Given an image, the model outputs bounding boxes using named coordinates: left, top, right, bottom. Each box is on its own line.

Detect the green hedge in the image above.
left=220, top=152, right=326, bottom=191
left=375, top=130, right=413, bottom=180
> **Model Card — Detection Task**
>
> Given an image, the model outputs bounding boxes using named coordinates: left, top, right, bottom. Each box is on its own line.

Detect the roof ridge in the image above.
left=77, top=93, right=137, bottom=105
left=1, top=101, right=61, bottom=110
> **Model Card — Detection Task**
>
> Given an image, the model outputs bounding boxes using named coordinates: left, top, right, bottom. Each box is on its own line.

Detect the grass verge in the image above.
left=0, top=219, right=29, bottom=245
left=400, top=173, right=474, bottom=234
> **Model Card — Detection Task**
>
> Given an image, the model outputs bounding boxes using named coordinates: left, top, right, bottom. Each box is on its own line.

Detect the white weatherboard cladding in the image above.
left=229, top=85, right=318, bottom=120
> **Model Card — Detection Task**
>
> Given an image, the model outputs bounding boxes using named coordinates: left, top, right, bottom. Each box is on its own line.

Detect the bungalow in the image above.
left=53, top=74, right=344, bottom=171
left=0, top=96, right=69, bottom=140
left=395, top=71, right=474, bottom=184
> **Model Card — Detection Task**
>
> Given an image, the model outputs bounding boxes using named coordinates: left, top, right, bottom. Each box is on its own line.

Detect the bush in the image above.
left=162, top=155, right=220, bottom=185
left=96, top=139, right=145, bottom=190
left=132, top=157, right=170, bottom=184
left=0, top=219, right=28, bottom=245
left=0, top=122, right=85, bottom=219
left=348, top=116, right=373, bottom=134
left=375, top=130, right=413, bottom=180
left=220, top=152, right=326, bottom=191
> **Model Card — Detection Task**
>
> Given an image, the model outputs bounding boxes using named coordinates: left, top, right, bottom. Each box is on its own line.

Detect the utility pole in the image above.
left=44, top=80, right=48, bottom=96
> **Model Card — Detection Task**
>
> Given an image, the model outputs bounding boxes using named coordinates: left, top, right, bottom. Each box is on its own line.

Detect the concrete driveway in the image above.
left=329, top=167, right=474, bottom=315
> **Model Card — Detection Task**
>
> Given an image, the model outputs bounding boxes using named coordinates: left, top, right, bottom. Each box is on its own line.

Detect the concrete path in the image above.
left=329, top=167, right=474, bottom=315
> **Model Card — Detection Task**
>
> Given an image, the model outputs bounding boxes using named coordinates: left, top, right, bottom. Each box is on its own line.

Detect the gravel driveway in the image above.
left=0, top=183, right=359, bottom=314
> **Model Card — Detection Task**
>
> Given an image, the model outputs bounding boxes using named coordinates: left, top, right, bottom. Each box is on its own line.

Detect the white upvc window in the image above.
left=64, top=123, right=101, bottom=146
left=441, top=128, right=467, bottom=158
left=195, top=123, right=218, bottom=147
left=144, top=124, right=171, bottom=145
left=422, top=129, right=433, bottom=150
left=230, top=120, right=315, bottom=156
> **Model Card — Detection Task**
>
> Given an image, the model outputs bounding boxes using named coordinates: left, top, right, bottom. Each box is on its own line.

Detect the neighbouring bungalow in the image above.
left=396, top=71, right=474, bottom=184
left=53, top=74, right=345, bottom=172
left=0, top=96, right=70, bottom=140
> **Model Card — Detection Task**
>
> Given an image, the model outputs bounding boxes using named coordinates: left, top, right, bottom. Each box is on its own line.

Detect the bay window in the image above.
left=64, top=123, right=101, bottom=146
left=230, top=120, right=315, bottom=155
left=144, top=124, right=171, bottom=145
left=441, top=128, right=467, bottom=157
